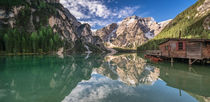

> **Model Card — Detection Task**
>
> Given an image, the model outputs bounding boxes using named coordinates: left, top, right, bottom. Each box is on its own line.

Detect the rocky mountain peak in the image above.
left=119, top=15, right=139, bottom=26
left=106, top=23, right=118, bottom=30
left=95, top=23, right=118, bottom=42
left=142, top=17, right=155, bottom=22
left=123, top=15, right=139, bottom=21
left=95, top=15, right=171, bottom=49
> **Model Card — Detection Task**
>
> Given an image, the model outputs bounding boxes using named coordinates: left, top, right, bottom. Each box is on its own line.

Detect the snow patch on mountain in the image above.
left=126, top=18, right=136, bottom=25
left=158, top=19, right=172, bottom=27
left=145, top=31, right=154, bottom=39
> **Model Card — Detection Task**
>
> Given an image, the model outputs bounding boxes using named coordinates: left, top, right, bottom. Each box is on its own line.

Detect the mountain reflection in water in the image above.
left=0, top=54, right=210, bottom=102
left=62, top=54, right=210, bottom=102
left=94, top=54, right=160, bottom=86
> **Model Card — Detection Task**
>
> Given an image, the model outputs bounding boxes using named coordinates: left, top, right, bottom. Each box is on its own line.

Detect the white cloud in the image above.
left=62, top=73, right=137, bottom=102
left=60, top=0, right=111, bottom=19
left=118, top=6, right=140, bottom=18
left=60, top=0, right=140, bottom=28
left=80, top=19, right=112, bottom=27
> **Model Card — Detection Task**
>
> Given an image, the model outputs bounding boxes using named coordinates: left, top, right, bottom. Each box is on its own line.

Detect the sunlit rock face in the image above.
left=94, top=54, right=160, bottom=86
left=95, top=23, right=118, bottom=42
left=95, top=16, right=171, bottom=49
left=196, top=0, right=210, bottom=17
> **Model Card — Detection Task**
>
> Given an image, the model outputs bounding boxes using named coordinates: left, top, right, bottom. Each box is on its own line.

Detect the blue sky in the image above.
left=60, top=0, right=197, bottom=29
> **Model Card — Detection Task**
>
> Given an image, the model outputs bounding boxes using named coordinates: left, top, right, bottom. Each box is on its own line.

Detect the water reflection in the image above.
left=0, top=54, right=104, bottom=102
left=0, top=54, right=210, bottom=102
left=63, top=54, right=210, bottom=102
left=156, top=62, right=210, bottom=102
left=94, top=54, right=160, bottom=86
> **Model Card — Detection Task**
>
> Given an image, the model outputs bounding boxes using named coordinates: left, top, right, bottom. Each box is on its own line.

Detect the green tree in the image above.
left=21, top=37, right=26, bottom=53
left=49, top=38, right=54, bottom=51
left=3, top=34, right=9, bottom=52
left=30, top=32, right=38, bottom=52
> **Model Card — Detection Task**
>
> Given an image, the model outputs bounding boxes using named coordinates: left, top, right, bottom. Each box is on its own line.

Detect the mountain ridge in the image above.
left=95, top=15, right=171, bottom=49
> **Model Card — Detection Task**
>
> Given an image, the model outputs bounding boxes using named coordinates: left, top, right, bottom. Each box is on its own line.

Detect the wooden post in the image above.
left=179, top=89, right=182, bottom=96
left=189, top=59, right=198, bottom=66
left=189, top=59, right=192, bottom=66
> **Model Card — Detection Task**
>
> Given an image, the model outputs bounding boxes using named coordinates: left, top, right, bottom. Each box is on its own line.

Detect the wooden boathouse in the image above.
left=146, top=38, right=210, bottom=65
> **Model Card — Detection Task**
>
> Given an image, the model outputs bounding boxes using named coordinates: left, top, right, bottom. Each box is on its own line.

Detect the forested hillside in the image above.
left=138, top=0, right=210, bottom=50
left=0, top=0, right=106, bottom=54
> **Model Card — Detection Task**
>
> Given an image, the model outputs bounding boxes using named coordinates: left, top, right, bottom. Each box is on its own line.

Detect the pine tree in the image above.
left=31, top=32, right=38, bottom=52
left=21, top=37, right=26, bottom=53
left=3, top=34, right=9, bottom=52
left=49, top=38, right=54, bottom=51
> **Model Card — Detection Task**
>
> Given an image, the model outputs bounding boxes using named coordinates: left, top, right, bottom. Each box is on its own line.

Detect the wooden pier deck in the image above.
left=145, top=39, right=210, bottom=65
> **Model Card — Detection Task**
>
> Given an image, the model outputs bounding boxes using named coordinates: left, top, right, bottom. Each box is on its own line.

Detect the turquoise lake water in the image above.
left=0, top=53, right=210, bottom=102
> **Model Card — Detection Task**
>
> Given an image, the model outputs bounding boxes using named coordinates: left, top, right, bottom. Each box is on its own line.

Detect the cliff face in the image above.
left=95, top=16, right=170, bottom=49
left=0, top=0, right=107, bottom=53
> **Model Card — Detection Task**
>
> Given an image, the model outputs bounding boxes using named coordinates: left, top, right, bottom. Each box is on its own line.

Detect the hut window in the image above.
left=178, top=42, right=184, bottom=50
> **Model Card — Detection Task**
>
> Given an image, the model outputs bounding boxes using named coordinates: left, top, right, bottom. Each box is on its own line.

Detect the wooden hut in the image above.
left=146, top=39, right=210, bottom=65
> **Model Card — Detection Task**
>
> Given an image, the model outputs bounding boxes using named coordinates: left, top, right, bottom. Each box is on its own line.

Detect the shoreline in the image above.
left=0, top=52, right=52, bottom=56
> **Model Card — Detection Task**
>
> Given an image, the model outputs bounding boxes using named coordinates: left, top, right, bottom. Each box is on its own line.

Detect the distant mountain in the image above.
left=0, top=0, right=107, bottom=54
left=95, top=15, right=171, bottom=49
left=138, top=0, right=210, bottom=50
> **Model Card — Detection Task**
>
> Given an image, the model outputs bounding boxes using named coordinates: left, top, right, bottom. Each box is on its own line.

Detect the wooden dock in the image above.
left=145, top=39, right=210, bottom=65
left=146, top=50, right=161, bottom=56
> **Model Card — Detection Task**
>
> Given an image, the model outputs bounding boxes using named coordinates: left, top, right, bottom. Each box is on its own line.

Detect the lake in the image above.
left=0, top=53, right=210, bottom=102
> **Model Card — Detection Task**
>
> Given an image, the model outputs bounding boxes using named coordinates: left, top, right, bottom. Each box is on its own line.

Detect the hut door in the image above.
left=187, top=42, right=202, bottom=59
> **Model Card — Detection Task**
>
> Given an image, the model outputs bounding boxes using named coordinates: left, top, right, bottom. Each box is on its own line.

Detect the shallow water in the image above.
left=0, top=54, right=209, bottom=102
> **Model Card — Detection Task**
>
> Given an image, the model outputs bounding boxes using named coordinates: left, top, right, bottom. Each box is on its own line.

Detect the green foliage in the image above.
left=0, top=0, right=62, bottom=54
left=49, top=38, right=54, bottom=50
left=3, top=34, right=9, bottom=52
left=16, top=5, right=31, bottom=29
left=33, top=4, right=57, bottom=28
left=137, top=39, right=167, bottom=51
left=113, top=47, right=136, bottom=53
left=0, top=27, right=63, bottom=54
left=0, top=0, right=26, bottom=8
left=71, top=39, right=104, bottom=53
